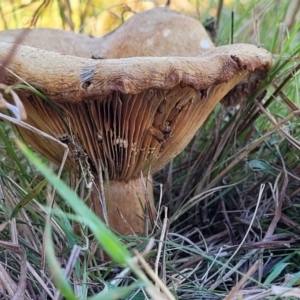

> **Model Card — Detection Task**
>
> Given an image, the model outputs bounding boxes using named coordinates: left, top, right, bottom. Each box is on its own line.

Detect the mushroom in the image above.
left=0, top=8, right=214, bottom=58
left=0, top=8, right=272, bottom=235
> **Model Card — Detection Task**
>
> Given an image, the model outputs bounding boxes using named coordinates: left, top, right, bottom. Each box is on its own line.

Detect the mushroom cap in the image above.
left=0, top=8, right=214, bottom=58
left=96, top=7, right=215, bottom=58
left=0, top=28, right=92, bottom=56
left=0, top=41, right=272, bottom=179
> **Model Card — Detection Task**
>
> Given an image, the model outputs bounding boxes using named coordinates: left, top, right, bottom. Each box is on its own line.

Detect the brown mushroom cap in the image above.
left=0, top=8, right=214, bottom=58
left=0, top=42, right=272, bottom=179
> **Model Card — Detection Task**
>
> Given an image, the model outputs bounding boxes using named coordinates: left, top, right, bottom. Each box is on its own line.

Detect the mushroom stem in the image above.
left=90, top=176, right=154, bottom=235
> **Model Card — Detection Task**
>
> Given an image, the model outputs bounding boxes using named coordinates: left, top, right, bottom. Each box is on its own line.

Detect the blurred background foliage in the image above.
left=1, top=0, right=298, bottom=51
left=0, top=0, right=258, bottom=37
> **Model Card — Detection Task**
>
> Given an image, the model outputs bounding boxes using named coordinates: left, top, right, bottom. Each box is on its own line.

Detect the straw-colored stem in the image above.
left=90, top=176, right=154, bottom=235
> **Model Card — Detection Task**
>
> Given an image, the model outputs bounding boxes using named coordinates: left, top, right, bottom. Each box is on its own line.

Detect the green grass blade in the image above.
left=10, top=178, right=47, bottom=219
left=15, top=138, right=131, bottom=265
left=45, top=223, right=78, bottom=300
left=264, top=262, right=290, bottom=285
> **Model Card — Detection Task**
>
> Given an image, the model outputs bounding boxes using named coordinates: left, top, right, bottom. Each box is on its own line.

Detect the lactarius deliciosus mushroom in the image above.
left=0, top=8, right=272, bottom=235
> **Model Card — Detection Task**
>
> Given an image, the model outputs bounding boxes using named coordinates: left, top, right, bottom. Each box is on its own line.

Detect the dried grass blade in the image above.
left=0, top=263, right=17, bottom=297
left=271, top=285, right=300, bottom=298
left=133, top=250, right=175, bottom=300
left=224, top=261, right=260, bottom=300
left=155, top=206, right=168, bottom=285
left=0, top=241, right=27, bottom=300
left=26, top=262, right=54, bottom=298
